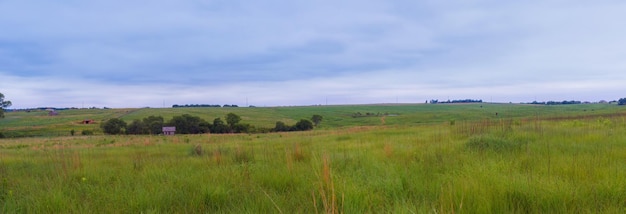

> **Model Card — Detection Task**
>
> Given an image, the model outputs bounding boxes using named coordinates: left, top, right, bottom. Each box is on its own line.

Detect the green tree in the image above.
left=619, top=98, right=626, bottom=106
left=226, top=113, right=242, bottom=127
left=126, top=119, right=148, bottom=135
left=199, top=121, right=212, bottom=133
left=294, top=119, right=314, bottom=131
left=168, top=114, right=209, bottom=134
left=273, top=121, right=290, bottom=132
left=232, top=123, right=252, bottom=133
left=212, top=118, right=229, bottom=133
left=0, top=92, right=12, bottom=118
left=101, top=118, right=127, bottom=135
left=143, top=116, right=164, bottom=135
left=311, top=115, right=323, bottom=126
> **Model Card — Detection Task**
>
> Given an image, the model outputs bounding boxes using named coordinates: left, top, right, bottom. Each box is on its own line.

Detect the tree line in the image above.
left=529, top=100, right=583, bottom=105
left=101, top=113, right=323, bottom=135
left=429, top=99, right=483, bottom=104
left=172, top=104, right=239, bottom=108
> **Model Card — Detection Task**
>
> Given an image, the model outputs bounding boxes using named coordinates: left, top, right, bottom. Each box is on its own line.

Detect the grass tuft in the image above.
left=465, top=135, right=528, bottom=152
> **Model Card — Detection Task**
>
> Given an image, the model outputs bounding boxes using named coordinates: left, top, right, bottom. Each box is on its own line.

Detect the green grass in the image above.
left=1, top=103, right=626, bottom=212
left=2, top=103, right=624, bottom=137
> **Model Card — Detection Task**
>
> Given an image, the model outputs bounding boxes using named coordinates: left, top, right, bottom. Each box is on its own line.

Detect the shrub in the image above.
left=81, top=130, right=94, bottom=135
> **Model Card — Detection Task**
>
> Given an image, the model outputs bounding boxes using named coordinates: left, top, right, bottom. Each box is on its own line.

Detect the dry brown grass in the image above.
left=313, top=154, right=342, bottom=214
left=384, top=142, right=394, bottom=158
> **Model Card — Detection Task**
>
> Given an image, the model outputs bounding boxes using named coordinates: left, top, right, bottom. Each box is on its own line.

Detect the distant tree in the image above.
left=199, top=121, right=212, bottom=133
left=0, top=92, right=12, bottom=118
left=226, top=113, right=242, bottom=128
left=143, top=116, right=164, bottom=135
left=101, top=118, right=127, bottom=135
left=294, top=119, right=314, bottom=131
left=212, top=118, right=229, bottom=133
left=619, top=98, right=626, bottom=106
left=126, top=119, right=149, bottom=135
left=232, top=123, right=252, bottom=133
left=273, top=121, right=290, bottom=132
left=311, top=115, right=323, bottom=126
left=168, top=114, right=208, bottom=134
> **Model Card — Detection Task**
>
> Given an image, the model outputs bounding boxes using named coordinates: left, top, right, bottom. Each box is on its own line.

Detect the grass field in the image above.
left=1, top=103, right=622, bottom=137
left=1, top=103, right=626, bottom=213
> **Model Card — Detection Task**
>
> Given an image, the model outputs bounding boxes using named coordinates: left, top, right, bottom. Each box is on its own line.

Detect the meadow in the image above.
left=1, top=103, right=626, bottom=213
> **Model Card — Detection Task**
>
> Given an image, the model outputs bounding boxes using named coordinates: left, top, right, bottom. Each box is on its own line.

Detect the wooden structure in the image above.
left=162, top=126, right=176, bottom=136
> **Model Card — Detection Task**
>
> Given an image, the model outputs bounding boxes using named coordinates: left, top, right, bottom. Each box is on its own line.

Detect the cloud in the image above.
left=1, top=0, right=625, bottom=108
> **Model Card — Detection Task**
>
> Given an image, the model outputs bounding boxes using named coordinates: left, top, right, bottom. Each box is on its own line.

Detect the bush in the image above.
left=0, top=132, right=5, bottom=138
left=619, top=98, right=626, bottom=105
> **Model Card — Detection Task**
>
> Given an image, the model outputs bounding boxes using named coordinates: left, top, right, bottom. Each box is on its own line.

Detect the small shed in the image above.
left=162, top=126, right=176, bottom=136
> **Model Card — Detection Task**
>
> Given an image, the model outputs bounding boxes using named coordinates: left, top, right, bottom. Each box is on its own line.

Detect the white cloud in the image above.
left=1, top=0, right=625, bottom=108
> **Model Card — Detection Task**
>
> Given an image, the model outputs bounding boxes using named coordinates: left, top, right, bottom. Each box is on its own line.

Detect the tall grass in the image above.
left=1, top=107, right=626, bottom=212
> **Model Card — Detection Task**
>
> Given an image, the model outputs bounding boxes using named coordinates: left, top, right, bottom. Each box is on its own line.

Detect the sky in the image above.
left=1, top=0, right=625, bottom=108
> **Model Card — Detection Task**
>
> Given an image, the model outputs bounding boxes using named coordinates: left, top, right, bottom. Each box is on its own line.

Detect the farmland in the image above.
left=1, top=103, right=626, bottom=213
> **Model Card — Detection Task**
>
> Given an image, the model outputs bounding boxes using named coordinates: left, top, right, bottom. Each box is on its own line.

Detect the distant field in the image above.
left=1, top=103, right=623, bottom=137
left=1, top=103, right=626, bottom=212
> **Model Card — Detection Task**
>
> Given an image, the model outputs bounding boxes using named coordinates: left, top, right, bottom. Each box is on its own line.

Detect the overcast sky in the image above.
left=1, top=0, right=625, bottom=108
